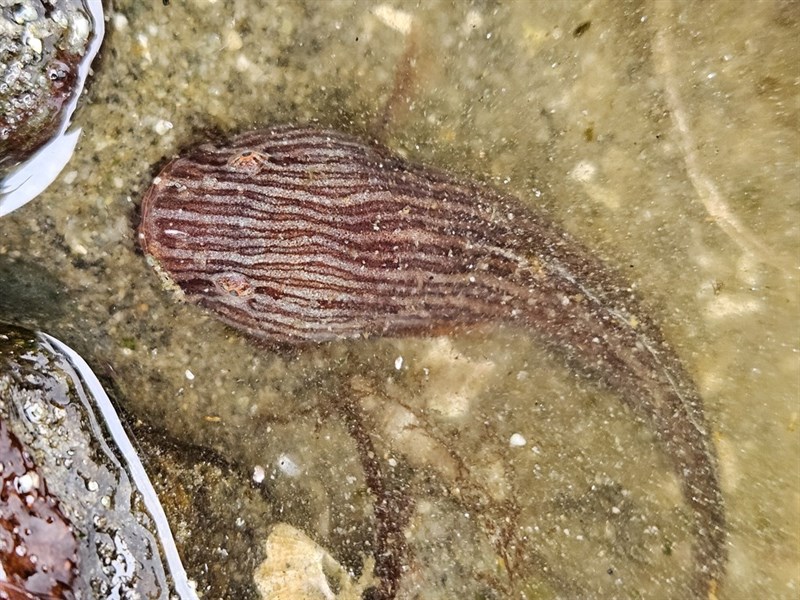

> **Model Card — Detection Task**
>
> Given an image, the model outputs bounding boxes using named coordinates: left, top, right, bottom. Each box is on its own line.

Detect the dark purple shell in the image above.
left=138, top=125, right=726, bottom=596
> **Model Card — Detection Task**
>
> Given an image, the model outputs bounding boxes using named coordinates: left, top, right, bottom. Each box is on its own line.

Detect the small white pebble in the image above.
left=394, top=356, right=403, bottom=370
left=154, top=119, right=173, bottom=136
left=112, top=13, right=129, bottom=31
left=63, top=170, right=78, bottom=184
left=87, top=479, right=99, bottom=492
left=509, top=433, right=527, bottom=447
left=136, top=33, right=152, bottom=63
left=224, top=28, right=243, bottom=51
left=235, top=53, right=251, bottom=72
left=252, top=465, right=265, bottom=484
left=185, top=369, right=195, bottom=381
left=611, top=506, right=621, bottom=515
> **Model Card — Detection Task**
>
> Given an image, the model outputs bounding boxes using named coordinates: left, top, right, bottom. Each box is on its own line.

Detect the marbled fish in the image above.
left=138, top=125, right=726, bottom=596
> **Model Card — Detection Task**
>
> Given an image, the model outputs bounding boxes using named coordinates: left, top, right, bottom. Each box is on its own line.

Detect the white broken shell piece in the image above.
left=254, top=523, right=375, bottom=600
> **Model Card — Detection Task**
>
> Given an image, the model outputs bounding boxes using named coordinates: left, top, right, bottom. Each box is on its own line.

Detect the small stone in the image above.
left=509, top=433, right=527, bottom=447
left=224, top=29, right=242, bottom=51
left=112, top=13, right=129, bottom=31
left=154, top=119, right=173, bottom=136
left=254, top=524, right=375, bottom=599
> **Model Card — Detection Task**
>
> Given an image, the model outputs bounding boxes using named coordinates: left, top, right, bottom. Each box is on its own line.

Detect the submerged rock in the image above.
left=0, top=255, right=67, bottom=324
left=0, top=323, right=194, bottom=599
left=254, top=523, right=375, bottom=600
left=135, top=432, right=273, bottom=599
left=0, top=0, right=97, bottom=168
left=0, top=0, right=104, bottom=216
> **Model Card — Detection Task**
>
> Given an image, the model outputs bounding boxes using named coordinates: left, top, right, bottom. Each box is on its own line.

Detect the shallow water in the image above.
left=1, top=1, right=797, bottom=598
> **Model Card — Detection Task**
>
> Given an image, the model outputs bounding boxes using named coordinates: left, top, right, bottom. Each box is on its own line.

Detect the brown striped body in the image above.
left=138, top=125, right=726, bottom=596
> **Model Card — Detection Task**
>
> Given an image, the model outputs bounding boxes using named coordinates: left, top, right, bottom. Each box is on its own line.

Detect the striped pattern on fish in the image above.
left=138, top=125, right=726, bottom=597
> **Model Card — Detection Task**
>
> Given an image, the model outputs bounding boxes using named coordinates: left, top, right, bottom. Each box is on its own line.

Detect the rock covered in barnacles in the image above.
left=0, top=322, right=184, bottom=598
left=0, top=0, right=101, bottom=170
left=0, top=0, right=104, bottom=217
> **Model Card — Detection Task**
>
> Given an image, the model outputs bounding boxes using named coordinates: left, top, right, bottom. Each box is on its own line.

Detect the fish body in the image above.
left=138, top=125, right=725, bottom=596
